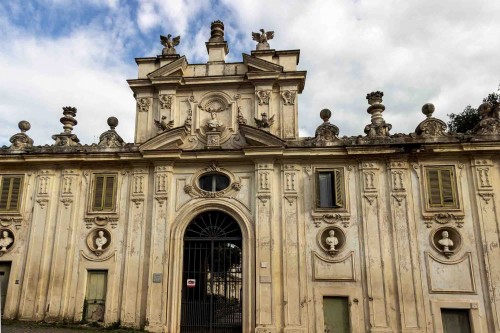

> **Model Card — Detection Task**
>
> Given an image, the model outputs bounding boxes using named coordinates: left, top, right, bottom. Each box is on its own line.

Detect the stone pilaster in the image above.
left=387, top=160, right=425, bottom=332
left=145, top=163, right=172, bottom=332
left=19, top=169, right=56, bottom=320
left=45, top=169, right=80, bottom=321
left=472, top=157, right=500, bottom=331
left=359, top=161, right=396, bottom=332
left=135, top=91, right=154, bottom=143
left=255, top=161, right=278, bottom=332
left=280, top=86, right=298, bottom=140
left=121, top=167, right=149, bottom=327
left=282, top=163, right=307, bottom=332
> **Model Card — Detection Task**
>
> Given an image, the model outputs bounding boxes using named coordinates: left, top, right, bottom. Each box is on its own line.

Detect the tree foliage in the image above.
left=447, top=92, right=500, bottom=133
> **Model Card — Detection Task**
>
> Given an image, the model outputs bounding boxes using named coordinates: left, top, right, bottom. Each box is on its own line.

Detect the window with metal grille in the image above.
left=0, top=176, right=23, bottom=212
left=92, top=174, right=117, bottom=211
left=317, top=170, right=344, bottom=208
left=425, top=166, right=458, bottom=208
left=198, top=173, right=230, bottom=192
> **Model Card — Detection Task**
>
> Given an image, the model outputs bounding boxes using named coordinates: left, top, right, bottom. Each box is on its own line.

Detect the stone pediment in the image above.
left=138, top=125, right=285, bottom=151
left=147, top=56, right=188, bottom=79
left=243, top=54, right=283, bottom=72
left=239, top=124, right=286, bottom=147
left=139, top=127, right=189, bottom=150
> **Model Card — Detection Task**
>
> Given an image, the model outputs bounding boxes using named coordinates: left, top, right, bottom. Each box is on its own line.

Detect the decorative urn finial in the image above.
left=52, top=106, right=81, bottom=147
left=209, top=20, right=225, bottom=42
left=364, top=91, right=391, bottom=138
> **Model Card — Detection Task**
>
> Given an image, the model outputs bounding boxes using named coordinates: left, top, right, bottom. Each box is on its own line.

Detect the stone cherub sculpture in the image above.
left=0, top=231, right=13, bottom=252
left=325, top=230, right=339, bottom=252
left=252, top=29, right=274, bottom=50
left=160, top=34, right=181, bottom=55
left=154, top=116, right=174, bottom=132
left=95, top=230, right=108, bottom=251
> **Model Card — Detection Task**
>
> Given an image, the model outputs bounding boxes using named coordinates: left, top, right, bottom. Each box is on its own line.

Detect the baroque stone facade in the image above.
left=1, top=21, right=500, bottom=333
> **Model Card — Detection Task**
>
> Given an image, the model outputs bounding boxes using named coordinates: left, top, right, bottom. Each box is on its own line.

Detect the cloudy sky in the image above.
left=1, top=0, right=499, bottom=145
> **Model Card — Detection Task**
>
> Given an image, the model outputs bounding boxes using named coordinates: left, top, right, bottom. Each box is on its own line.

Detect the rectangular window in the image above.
left=441, top=308, right=471, bottom=333
left=0, top=176, right=23, bottom=212
left=323, top=296, right=350, bottom=333
left=92, top=174, right=116, bottom=211
left=425, top=166, right=458, bottom=208
left=317, top=170, right=344, bottom=208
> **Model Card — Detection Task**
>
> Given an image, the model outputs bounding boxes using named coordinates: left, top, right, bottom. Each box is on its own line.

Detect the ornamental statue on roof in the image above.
left=252, top=29, right=274, bottom=50
left=160, top=34, right=180, bottom=55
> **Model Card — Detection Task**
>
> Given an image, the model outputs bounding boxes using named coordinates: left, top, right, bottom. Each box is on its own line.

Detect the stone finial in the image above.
left=160, top=34, right=180, bottom=55
left=9, top=120, right=34, bottom=151
left=366, top=91, right=384, bottom=105
left=107, top=116, right=119, bottom=130
left=312, top=109, right=340, bottom=146
left=364, top=91, right=391, bottom=138
left=98, top=116, right=125, bottom=148
left=61, top=106, right=78, bottom=133
left=206, top=20, right=228, bottom=62
left=415, top=103, right=447, bottom=137
left=422, top=103, right=435, bottom=118
left=252, top=29, right=275, bottom=50
left=52, top=106, right=81, bottom=147
left=209, top=20, right=225, bottom=42
left=472, top=102, right=500, bottom=135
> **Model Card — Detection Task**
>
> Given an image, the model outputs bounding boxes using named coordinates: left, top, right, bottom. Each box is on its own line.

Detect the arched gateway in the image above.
left=180, top=211, right=243, bottom=333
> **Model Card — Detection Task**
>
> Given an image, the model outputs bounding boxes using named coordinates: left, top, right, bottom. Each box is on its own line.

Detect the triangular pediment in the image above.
left=147, top=56, right=188, bottom=79
left=243, top=54, right=283, bottom=72
left=239, top=125, right=286, bottom=147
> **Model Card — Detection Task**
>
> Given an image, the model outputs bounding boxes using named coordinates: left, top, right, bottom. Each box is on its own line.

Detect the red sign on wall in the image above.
left=187, top=279, right=196, bottom=288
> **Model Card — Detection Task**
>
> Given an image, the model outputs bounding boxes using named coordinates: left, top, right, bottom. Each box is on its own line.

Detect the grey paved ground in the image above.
left=1, top=321, right=143, bottom=332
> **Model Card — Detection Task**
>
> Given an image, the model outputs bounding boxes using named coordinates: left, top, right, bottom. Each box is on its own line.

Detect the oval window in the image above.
left=198, top=173, right=230, bottom=192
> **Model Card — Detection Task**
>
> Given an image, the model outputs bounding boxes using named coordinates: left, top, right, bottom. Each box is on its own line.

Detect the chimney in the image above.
left=206, top=20, right=229, bottom=63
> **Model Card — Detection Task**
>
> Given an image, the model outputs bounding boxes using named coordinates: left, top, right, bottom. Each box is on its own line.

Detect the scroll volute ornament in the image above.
left=415, top=103, right=448, bottom=137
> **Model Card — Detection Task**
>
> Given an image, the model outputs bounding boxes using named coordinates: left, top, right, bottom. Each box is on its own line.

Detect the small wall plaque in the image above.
left=153, top=273, right=162, bottom=283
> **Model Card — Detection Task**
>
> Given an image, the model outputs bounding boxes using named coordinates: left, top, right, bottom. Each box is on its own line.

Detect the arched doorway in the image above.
left=180, top=211, right=243, bottom=333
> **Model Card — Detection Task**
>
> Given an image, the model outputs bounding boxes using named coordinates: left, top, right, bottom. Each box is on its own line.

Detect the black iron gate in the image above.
left=181, top=211, right=243, bottom=333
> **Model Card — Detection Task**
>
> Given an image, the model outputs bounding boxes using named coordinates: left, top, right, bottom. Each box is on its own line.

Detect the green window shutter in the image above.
left=0, top=176, right=22, bottom=211
left=427, top=169, right=442, bottom=206
left=93, top=175, right=116, bottom=211
left=9, top=177, right=22, bottom=211
left=0, top=178, right=10, bottom=210
left=440, top=169, right=455, bottom=206
left=334, top=169, right=344, bottom=208
left=93, top=176, right=105, bottom=211
left=103, top=176, right=116, bottom=210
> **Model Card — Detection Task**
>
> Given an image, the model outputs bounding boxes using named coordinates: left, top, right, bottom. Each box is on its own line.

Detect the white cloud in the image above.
left=0, top=5, right=137, bottom=145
